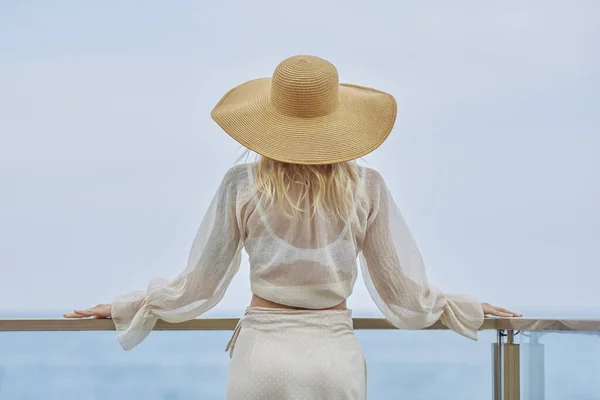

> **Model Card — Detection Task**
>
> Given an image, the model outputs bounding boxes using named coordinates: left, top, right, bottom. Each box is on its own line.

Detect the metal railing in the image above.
left=1, top=317, right=599, bottom=400
left=3, top=316, right=596, bottom=331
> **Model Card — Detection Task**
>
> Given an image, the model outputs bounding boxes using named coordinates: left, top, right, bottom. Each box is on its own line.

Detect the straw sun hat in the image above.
left=211, top=55, right=397, bottom=165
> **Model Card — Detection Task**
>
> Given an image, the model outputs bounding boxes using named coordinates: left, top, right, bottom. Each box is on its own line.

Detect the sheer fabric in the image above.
left=112, top=162, right=484, bottom=350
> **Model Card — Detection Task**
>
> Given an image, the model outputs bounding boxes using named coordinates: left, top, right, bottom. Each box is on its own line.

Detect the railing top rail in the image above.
left=1, top=317, right=599, bottom=332
left=495, top=318, right=600, bottom=332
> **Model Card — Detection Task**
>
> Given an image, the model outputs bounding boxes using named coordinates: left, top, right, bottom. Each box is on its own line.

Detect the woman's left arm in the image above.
left=65, top=166, right=247, bottom=350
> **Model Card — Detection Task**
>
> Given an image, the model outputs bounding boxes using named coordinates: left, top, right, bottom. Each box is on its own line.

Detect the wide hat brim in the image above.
left=211, top=78, right=397, bottom=165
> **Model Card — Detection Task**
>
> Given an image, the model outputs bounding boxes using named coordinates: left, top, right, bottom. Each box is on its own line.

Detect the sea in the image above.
left=1, top=309, right=599, bottom=400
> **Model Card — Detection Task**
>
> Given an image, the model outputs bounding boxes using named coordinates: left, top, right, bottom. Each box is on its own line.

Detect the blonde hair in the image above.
left=254, top=156, right=360, bottom=220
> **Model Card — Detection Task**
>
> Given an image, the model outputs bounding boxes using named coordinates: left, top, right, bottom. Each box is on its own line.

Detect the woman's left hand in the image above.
left=63, top=304, right=112, bottom=319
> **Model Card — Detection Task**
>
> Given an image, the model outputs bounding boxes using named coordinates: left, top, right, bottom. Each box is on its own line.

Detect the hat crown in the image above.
left=270, top=55, right=340, bottom=118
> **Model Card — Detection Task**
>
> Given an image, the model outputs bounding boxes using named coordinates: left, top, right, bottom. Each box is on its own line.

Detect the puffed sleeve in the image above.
left=111, top=166, right=247, bottom=350
left=359, top=169, right=484, bottom=339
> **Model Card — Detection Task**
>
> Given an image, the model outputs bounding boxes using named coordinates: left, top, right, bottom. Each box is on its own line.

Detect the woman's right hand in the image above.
left=481, top=303, right=522, bottom=318
left=63, top=304, right=112, bottom=319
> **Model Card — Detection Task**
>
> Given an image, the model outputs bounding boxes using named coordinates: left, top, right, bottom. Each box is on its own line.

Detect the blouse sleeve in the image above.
left=111, top=167, right=246, bottom=350
left=359, top=169, right=484, bottom=340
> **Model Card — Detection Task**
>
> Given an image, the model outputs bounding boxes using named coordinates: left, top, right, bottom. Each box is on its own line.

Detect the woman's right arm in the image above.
left=359, top=169, right=520, bottom=340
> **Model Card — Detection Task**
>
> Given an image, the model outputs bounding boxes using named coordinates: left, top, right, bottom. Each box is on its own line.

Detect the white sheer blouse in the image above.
left=112, top=162, right=484, bottom=350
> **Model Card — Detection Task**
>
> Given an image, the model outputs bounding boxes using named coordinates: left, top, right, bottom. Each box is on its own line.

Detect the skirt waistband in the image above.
left=244, top=306, right=352, bottom=316
left=225, top=306, right=354, bottom=358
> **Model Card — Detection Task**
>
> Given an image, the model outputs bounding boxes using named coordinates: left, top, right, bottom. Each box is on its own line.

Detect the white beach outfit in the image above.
left=111, top=162, right=484, bottom=399
left=225, top=306, right=366, bottom=399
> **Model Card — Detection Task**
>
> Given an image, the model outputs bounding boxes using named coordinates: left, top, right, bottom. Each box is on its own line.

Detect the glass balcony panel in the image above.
left=519, top=330, right=600, bottom=400
left=0, top=328, right=497, bottom=399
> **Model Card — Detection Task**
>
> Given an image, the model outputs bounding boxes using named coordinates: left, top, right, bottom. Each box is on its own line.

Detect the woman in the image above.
left=65, top=55, right=521, bottom=399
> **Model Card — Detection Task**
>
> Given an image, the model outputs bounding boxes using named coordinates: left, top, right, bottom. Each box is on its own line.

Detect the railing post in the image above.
left=504, top=330, right=520, bottom=400
left=493, top=330, right=503, bottom=400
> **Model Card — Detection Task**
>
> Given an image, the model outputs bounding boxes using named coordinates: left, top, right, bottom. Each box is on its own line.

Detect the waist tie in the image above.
left=224, top=306, right=353, bottom=358
left=224, top=306, right=301, bottom=358
left=225, top=317, right=243, bottom=358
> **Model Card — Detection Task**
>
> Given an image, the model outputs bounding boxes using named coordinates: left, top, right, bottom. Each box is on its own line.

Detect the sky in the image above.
left=0, top=1, right=598, bottom=316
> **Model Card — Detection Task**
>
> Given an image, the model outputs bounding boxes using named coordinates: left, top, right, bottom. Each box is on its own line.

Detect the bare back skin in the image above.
left=250, top=294, right=347, bottom=310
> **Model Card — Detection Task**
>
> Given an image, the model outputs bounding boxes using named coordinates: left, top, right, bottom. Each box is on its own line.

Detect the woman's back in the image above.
left=240, top=161, right=368, bottom=309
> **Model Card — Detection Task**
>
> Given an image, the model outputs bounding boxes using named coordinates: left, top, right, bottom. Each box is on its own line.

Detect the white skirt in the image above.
left=225, top=306, right=367, bottom=400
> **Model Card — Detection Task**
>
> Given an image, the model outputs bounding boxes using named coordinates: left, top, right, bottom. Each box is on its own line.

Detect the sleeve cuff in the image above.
left=440, top=293, right=485, bottom=340
left=112, top=291, right=158, bottom=351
